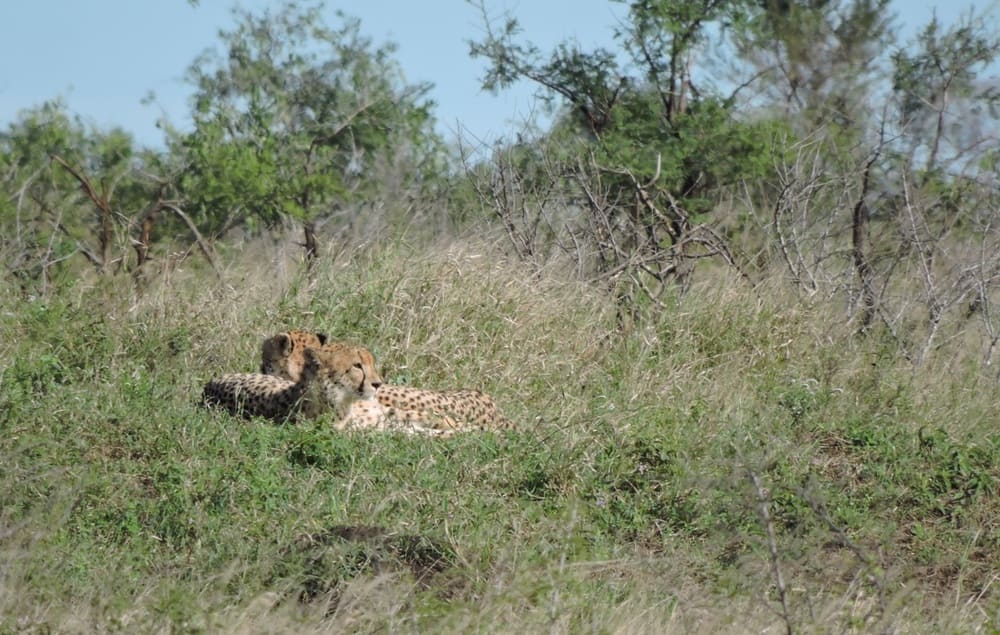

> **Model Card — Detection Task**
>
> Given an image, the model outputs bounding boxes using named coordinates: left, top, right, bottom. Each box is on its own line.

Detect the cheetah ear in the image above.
left=316, top=332, right=328, bottom=345
left=301, top=347, right=321, bottom=378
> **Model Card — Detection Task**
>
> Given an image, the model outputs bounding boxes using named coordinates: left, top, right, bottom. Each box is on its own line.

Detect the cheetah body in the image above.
left=339, top=399, right=457, bottom=437
left=375, top=385, right=514, bottom=431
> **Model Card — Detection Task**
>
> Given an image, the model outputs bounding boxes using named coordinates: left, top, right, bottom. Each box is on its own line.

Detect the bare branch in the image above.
left=51, top=154, right=115, bottom=273
left=747, top=470, right=794, bottom=635
left=161, top=203, right=221, bottom=276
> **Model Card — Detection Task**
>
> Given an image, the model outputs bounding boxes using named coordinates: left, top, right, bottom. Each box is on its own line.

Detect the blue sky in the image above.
left=0, top=1, right=992, bottom=149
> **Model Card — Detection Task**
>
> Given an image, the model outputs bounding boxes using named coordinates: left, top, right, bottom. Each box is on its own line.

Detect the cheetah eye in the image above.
left=353, top=362, right=363, bottom=370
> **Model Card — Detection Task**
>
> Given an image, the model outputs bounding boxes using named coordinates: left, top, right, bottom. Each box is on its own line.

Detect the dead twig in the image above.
left=161, top=203, right=221, bottom=276
left=747, top=469, right=794, bottom=635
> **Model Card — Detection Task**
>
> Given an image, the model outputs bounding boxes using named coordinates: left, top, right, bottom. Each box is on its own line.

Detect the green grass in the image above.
left=1, top=238, right=997, bottom=633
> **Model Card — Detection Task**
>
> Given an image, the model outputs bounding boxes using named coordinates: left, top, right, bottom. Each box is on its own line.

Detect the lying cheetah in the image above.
left=207, top=344, right=454, bottom=436
left=260, top=330, right=515, bottom=431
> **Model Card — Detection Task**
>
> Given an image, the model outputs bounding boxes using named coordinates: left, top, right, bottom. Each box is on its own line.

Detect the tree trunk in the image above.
left=303, top=221, right=318, bottom=266
left=133, top=203, right=162, bottom=274
left=852, top=199, right=875, bottom=333
left=852, top=160, right=877, bottom=333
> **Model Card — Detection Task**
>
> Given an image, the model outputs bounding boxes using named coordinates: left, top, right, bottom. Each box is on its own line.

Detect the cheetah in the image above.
left=206, top=344, right=454, bottom=436
left=260, top=330, right=515, bottom=432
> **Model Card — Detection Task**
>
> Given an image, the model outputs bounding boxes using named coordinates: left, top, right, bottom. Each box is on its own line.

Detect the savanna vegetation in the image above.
left=1, top=1, right=998, bottom=632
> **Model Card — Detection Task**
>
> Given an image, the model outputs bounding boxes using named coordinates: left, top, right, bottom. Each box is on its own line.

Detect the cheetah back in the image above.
left=202, top=373, right=306, bottom=421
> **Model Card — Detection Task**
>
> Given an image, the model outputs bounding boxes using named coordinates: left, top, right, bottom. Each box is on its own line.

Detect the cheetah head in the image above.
left=260, top=329, right=328, bottom=380
left=302, top=346, right=383, bottom=414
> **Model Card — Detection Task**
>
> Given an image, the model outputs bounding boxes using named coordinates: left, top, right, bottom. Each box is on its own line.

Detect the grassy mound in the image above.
left=1, top=236, right=996, bottom=633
